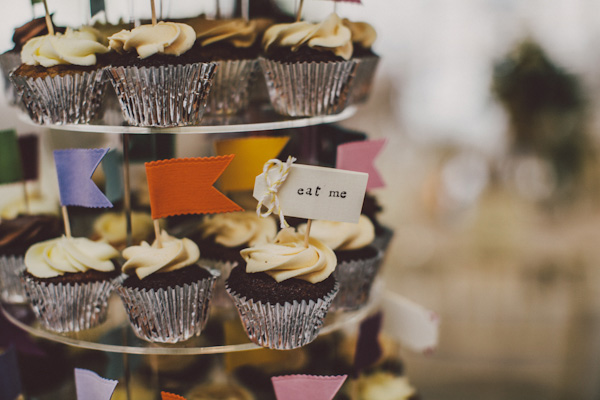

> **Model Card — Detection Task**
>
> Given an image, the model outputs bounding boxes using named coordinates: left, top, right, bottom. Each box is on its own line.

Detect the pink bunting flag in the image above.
left=75, top=369, right=118, bottom=400
left=272, top=374, right=347, bottom=400
left=336, top=139, right=386, bottom=190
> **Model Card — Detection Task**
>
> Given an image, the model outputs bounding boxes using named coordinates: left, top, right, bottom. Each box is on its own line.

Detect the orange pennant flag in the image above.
left=161, top=392, right=187, bottom=400
left=145, top=155, right=243, bottom=219
left=215, top=136, right=289, bottom=192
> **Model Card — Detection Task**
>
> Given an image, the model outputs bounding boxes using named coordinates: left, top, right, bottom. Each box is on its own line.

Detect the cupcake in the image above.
left=226, top=228, right=339, bottom=350
left=0, top=215, right=62, bottom=303
left=298, top=215, right=382, bottom=311
left=106, top=21, right=218, bottom=127
left=193, top=18, right=260, bottom=114
left=9, top=26, right=110, bottom=124
left=21, top=235, right=120, bottom=332
left=259, top=13, right=358, bottom=117
left=342, top=19, right=379, bottom=104
left=116, top=230, right=218, bottom=343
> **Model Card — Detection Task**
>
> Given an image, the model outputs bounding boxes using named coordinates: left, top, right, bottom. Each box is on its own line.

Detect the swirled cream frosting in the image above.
left=122, top=230, right=200, bottom=280
left=25, top=236, right=119, bottom=278
left=195, top=19, right=257, bottom=48
left=342, top=19, right=377, bottom=49
left=262, top=13, right=353, bottom=60
left=21, top=27, right=109, bottom=67
left=93, top=211, right=154, bottom=245
left=199, top=211, right=276, bottom=248
left=240, top=228, right=337, bottom=283
left=298, top=215, right=375, bottom=251
left=108, top=21, right=196, bottom=59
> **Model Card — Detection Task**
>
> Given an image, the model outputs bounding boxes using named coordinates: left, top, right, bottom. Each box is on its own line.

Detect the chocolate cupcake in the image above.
left=21, top=236, right=121, bottom=332
left=0, top=215, right=61, bottom=303
left=106, top=21, right=217, bottom=127
left=342, top=18, right=380, bottom=104
left=116, top=231, right=218, bottom=343
left=259, top=13, right=357, bottom=117
left=298, top=215, right=383, bottom=311
left=226, top=228, right=338, bottom=349
left=9, top=26, right=110, bottom=124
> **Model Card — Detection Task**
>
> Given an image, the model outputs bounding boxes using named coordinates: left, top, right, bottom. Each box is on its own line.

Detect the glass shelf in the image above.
left=18, top=104, right=357, bottom=135
left=1, top=282, right=382, bottom=356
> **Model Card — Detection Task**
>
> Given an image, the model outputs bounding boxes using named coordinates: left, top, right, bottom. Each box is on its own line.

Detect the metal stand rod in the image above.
left=122, top=133, right=133, bottom=247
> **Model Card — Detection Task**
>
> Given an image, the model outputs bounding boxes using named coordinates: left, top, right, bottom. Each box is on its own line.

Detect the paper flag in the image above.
left=0, top=346, right=22, bottom=400
left=145, top=155, right=243, bottom=220
left=75, top=369, right=118, bottom=400
left=272, top=375, right=347, bottom=400
left=254, top=163, right=368, bottom=223
left=18, top=134, right=39, bottom=181
left=354, top=312, right=383, bottom=375
left=0, top=129, right=23, bottom=185
left=101, top=149, right=123, bottom=203
left=161, top=392, right=186, bottom=400
left=215, top=136, right=289, bottom=192
left=382, top=292, right=439, bottom=354
left=54, top=148, right=113, bottom=208
left=336, top=139, right=386, bottom=190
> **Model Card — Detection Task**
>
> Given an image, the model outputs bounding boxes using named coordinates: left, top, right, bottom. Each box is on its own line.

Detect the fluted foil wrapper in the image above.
left=106, top=62, right=217, bottom=127
left=21, top=273, right=120, bottom=332
left=226, top=282, right=339, bottom=349
left=199, top=258, right=238, bottom=308
left=9, top=68, right=106, bottom=124
left=116, top=270, right=219, bottom=343
left=206, top=59, right=257, bottom=115
left=331, top=250, right=383, bottom=311
left=372, top=226, right=394, bottom=253
left=0, top=255, right=26, bottom=304
left=349, top=55, right=380, bottom=104
left=0, top=51, right=21, bottom=105
left=258, top=57, right=357, bottom=117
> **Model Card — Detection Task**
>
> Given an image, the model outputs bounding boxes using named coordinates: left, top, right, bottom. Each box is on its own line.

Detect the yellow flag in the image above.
left=215, top=136, right=289, bottom=192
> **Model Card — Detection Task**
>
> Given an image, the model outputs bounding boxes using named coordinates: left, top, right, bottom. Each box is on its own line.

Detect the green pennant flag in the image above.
left=0, top=129, right=23, bottom=184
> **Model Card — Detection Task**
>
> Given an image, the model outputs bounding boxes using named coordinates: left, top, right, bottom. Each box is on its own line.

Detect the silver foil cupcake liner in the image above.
left=372, top=225, right=394, bottom=253
left=349, top=55, right=380, bottom=104
left=0, top=51, right=21, bottom=105
left=226, top=281, right=339, bottom=350
left=21, top=273, right=120, bottom=332
left=199, top=258, right=238, bottom=309
left=9, top=68, right=107, bottom=125
left=205, top=59, right=257, bottom=115
left=258, top=57, right=357, bottom=117
left=0, top=255, right=26, bottom=304
left=331, top=250, right=383, bottom=311
left=106, top=62, right=218, bottom=127
left=116, top=269, right=219, bottom=343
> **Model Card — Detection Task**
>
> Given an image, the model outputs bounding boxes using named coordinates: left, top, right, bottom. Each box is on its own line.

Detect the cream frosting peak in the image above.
left=241, top=228, right=337, bottom=283
left=298, top=215, right=375, bottom=251
left=262, top=13, right=353, bottom=60
left=25, top=236, right=119, bottom=278
left=108, top=21, right=196, bottom=59
left=195, top=19, right=257, bottom=48
left=122, top=231, right=200, bottom=280
left=199, top=211, right=276, bottom=247
left=93, top=211, right=154, bottom=246
left=342, top=19, right=377, bottom=49
left=21, top=27, right=109, bottom=67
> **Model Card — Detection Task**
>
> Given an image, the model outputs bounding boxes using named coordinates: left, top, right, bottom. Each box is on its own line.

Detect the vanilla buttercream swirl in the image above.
left=122, top=231, right=200, bottom=280
left=298, top=215, right=375, bottom=251
left=25, top=236, right=119, bottom=278
left=199, top=211, right=276, bottom=248
left=262, top=13, right=353, bottom=60
left=342, top=19, right=377, bottom=49
left=21, top=27, right=109, bottom=67
left=241, top=228, right=336, bottom=283
left=108, top=21, right=196, bottom=59
left=93, top=211, right=154, bottom=245
left=195, top=19, right=257, bottom=48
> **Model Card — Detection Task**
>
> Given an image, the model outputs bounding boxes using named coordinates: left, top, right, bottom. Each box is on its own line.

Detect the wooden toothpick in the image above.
left=150, top=0, right=157, bottom=25
left=41, top=0, right=54, bottom=35
left=61, top=206, right=71, bottom=238
left=303, top=219, right=312, bottom=248
left=296, top=0, right=304, bottom=22
left=154, top=219, right=162, bottom=248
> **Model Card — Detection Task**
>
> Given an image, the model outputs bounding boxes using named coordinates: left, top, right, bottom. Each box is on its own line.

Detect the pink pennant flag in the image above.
left=75, top=369, right=118, bottom=400
left=336, top=139, right=386, bottom=190
left=272, top=375, right=347, bottom=400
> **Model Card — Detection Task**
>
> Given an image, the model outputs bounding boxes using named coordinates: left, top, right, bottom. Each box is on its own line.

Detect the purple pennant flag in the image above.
left=353, top=312, right=383, bottom=376
left=54, top=148, right=113, bottom=208
left=272, top=375, right=347, bottom=400
left=75, top=368, right=118, bottom=400
left=0, top=345, right=22, bottom=400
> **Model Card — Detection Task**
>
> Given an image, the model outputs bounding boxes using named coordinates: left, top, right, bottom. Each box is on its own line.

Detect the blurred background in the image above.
left=2, top=0, right=600, bottom=398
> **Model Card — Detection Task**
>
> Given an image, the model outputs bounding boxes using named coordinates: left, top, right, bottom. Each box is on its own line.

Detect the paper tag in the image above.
left=254, top=164, right=368, bottom=223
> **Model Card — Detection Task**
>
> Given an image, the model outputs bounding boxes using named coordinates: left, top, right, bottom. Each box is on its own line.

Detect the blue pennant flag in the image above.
left=54, top=148, right=113, bottom=208
left=75, top=368, right=118, bottom=400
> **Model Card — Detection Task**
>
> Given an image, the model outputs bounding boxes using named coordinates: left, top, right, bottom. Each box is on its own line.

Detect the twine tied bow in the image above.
left=256, top=156, right=296, bottom=228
